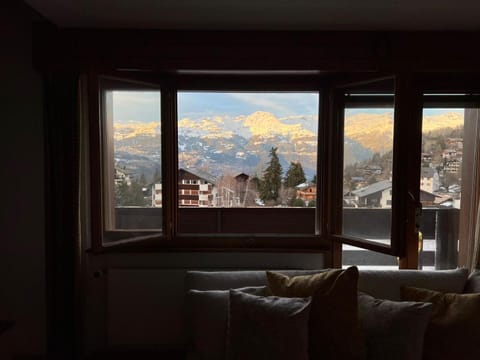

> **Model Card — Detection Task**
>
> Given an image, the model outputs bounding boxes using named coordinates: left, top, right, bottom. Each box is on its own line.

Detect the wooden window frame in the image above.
left=29, top=28, right=480, bottom=267
left=326, top=75, right=423, bottom=267
left=88, top=71, right=480, bottom=273
left=89, top=73, right=331, bottom=252
left=418, top=81, right=480, bottom=269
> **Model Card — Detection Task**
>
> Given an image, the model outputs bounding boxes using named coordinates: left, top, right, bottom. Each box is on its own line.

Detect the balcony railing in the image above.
left=113, top=207, right=459, bottom=269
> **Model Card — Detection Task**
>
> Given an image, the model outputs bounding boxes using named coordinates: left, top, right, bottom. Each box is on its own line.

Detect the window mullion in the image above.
left=317, top=90, right=329, bottom=237
left=161, top=88, right=178, bottom=240
left=88, top=72, right=104, bottom=252
left=326, top=88, right=345, bottom=267
left=392, top=73, right=423, bottom=268
left=330, top=89, right=346, bottom=238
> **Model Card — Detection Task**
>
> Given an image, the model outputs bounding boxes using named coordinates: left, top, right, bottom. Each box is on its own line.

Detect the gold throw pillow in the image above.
left=267, top=266, right=366, bottom=360
left=401, top=286, right=480, bottom=360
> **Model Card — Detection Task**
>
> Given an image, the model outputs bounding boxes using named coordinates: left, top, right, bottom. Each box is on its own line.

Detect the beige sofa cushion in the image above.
left=186, top=269, right=325, bottom=291
left=358, top=268, right=468, bottom=300
left=402, top=286, right=480, bottom=360
left=186, top=268, right=469, bottom=299
left=185, top=268, right=470, bottom=360
left=464, top=270, right=480, bottom=293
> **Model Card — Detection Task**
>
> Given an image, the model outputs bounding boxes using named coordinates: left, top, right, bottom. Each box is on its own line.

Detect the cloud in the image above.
left=113, top=91, right=159, bottom=105
left=178, top=92, right=318, bottom=120
left=227, top=93, right=294, bottom=116
left=112, top=91, right=319, bottom=123
left=227, top=93, right=317, bottom=117
left=112, top=91, right=160, bottom=123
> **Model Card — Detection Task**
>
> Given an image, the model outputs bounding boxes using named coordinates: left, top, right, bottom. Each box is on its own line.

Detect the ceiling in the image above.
left=25, top=0, right=480, bottom=31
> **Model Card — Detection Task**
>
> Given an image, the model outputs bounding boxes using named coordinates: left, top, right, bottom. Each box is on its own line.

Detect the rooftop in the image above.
left=352, top=180, right=392, bottom=197
left=179, top=168, right=217, bottom=184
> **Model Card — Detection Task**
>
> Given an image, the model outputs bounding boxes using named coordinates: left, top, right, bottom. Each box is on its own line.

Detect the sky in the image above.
left=112, top=91, right=160, bottom=123
left=112, top=91, right=319, bottom=122
left=177, top=92, right=319, bottom=120
left=111, top=90, right=464, bottom=122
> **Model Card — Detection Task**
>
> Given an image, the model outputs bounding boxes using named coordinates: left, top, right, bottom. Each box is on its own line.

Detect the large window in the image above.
left=106, top=90, right=161, bottom=226
left=94, top=79, right=163, bottom=244
left=340, top=100, right=398, bottom=269
left=418, top=107, right=463, bottom=270
left=326, top=79, right=404, bottom=260
left=89, top=74, right=479, bottom=270
left=93, top=78, right=324, bottom=246
left=341, top=95, right=480, bottom=269
left=176, top=91, right=319, bottom=234
left=342, top=106, right=394, bottom=246
left=418, top=98, right=480, bottom=270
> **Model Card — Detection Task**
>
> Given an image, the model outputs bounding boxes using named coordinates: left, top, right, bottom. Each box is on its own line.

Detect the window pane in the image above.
left=419, top=108, right=464, bottom=270
left=177, top=92, right=319, bottom=234
left=343, top=244, right=398, bottom=270
left=342, top=108, right=394, bottom=245
left=104, top=90, right=162, bottom=231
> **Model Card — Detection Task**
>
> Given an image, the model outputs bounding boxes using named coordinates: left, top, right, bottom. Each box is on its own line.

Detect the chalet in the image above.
left=151, top=168, right=217, bottom=207
left=352, top=180, right=392, bottom=208
left=445, top=159, right=462, bottom=173
left=296, top=182, right=317, bottom=204
left=419, top=189, right=442, bottom=207
left=234, top=173, right=250, bottom=206
left=114, top=167, right=133, bottom=186
left=152, top=183, right=163, bottom=207
left=178, top=168, right=217, bottom=207
left=442, top=149, right=458, bottom=160
left=353, top=179, right=445, bottom=208
left=362, top=165, right=383, bottom=175
left=422, top=153, right=433, bottom=163
left=420, top=167, right=440, bottom=193
left=433, top=194, right=455, bottom=207
left=446, top=137, right=463, bottom=150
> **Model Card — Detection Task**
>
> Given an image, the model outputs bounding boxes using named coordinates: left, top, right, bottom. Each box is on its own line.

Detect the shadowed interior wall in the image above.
left=84, top=252, right=324, bottom=353
left=0, top=1, right=46, bottom=358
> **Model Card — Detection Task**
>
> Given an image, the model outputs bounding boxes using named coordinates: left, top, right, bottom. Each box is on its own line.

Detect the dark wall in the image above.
left=0, top=1, right=46, bottom=358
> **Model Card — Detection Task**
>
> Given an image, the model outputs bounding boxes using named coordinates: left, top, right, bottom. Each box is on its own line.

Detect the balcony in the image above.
left=113, top=207, right=459, bottom=269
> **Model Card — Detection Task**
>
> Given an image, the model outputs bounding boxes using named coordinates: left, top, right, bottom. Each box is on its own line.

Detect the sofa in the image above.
left=185, top=268, right=480, bottom=360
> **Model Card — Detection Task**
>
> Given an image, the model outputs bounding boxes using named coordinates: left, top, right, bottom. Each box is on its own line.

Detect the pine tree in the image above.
left=153, top=167, right=161, bottom=183
left=127, top=180, right=147, bottom=206
left=291, top=198, right=306, bottom=207
left=284, top=161, right=306, bottom=188
left=251, top=174, right=261, bottom=189
left=259, top=147, right=283, bottom=203
left=115, top=179, right=147, bottom=206
left=115, top=179, right=130, bottom=206
left=139, top=172, right=147, bottom=186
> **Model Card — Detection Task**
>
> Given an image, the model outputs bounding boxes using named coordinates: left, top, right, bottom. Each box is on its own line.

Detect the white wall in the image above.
left=0, top=1, right=46, bottom=358
left=84, top=252, right=325, bottom=353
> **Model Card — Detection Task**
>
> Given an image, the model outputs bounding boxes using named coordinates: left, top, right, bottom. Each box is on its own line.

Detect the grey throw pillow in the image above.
left=188, top=286, right=266, bottom=360
left=226, top=289, right=311, bottom=360
left=358, top=292, right=433, bottom=360
left=464, top=270, right=480, bottom=293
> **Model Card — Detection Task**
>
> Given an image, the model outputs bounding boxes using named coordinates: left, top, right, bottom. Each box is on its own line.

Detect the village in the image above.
left=112, top=132, right=462, bottom=211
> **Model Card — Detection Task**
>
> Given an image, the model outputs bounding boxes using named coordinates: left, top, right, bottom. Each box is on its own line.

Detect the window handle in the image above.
left=407, top=191, right=422, bottom=231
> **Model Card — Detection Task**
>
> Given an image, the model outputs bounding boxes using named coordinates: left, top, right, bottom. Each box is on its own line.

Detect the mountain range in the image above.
left=113, top=110, right=463, bottom=180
